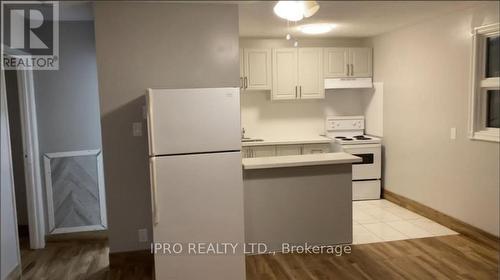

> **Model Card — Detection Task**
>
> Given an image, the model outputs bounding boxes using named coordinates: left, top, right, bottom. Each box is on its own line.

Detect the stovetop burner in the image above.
left=342, top=138, right=353, bottom=141
left=335, top=136, right=346, bottom=139
left=353, top=135, right=372, bottom=140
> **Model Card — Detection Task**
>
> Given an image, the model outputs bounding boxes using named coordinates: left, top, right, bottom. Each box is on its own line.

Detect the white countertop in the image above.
left=242, top=152, right=361, bottom=170
left=241, top=136, right=332, bottom=147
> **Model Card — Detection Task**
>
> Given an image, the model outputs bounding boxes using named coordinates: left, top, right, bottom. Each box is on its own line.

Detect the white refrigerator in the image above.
left=147, top=88, right=246, bottom=280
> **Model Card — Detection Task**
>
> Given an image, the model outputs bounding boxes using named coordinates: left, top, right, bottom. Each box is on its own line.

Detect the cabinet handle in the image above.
left=346, top=64, right=349, bottom=76
left=299, top=86, right=302, bottom=98
left=244, top=77, right=248, bottom=89
left=295, top=86, right=298, bottom=98
left=350, top=64, right=354, bottom=76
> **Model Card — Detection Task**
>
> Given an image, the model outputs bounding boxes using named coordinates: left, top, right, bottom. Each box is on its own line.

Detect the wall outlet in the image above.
left=132, top=122, right=143, bottom=136
left=450, top=127, right=456, bottom=140
left=138, top=228, right=148, bottom=242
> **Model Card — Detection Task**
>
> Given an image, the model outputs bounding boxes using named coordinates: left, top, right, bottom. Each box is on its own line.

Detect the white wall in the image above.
left=364, top=82, right=383, bottom=137
left=240, top=38, right=382, bottom=139
left=1, top=71, right=21, bottom=280
left=368, top=2, right=499, bottom=235
left=241, top=90, right=366, bottom=139
left=94, top=3, right=240, bottom=253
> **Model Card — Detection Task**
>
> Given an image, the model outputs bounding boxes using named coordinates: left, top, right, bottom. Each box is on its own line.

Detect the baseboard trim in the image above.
left=46, top=230, right=108, bottom=242
left=109, top=249, right=154, bottom=269
left=6, top=264, right=21, bottom=280
left=383, top=189, right=499, bottom=249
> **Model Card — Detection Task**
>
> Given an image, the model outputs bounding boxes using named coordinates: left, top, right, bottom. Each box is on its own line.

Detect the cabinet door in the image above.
left=251, top=146, right=276, bottom=158
left=244, top=49, right=272, bottom=90
left=242, top=147, right=252, bottom=158
left=276, top=145, right=302, bottom=156
left=272, top=48, right=298, bottom=100
left=349, top=48, right=372, bottom=77
left=324, top=48, right=349, bottom=78
left=302, top=144, right=331, bottom=154
left=239, top=49, right=244, bottom=89
left=298, top=48, right=324, bottom=99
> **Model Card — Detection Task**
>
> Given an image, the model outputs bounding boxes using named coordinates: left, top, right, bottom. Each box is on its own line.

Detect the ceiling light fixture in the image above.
left=302, top=1, right=320, bottom=18
left=298, top=23, right=335, bottom=35
left=273, top=1, right=320, bottom=22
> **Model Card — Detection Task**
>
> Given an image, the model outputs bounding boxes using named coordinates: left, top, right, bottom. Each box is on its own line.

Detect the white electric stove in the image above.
left=325, top=116, right=382, bottom=200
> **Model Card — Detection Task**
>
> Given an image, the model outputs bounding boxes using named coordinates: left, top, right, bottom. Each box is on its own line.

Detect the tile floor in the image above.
left=352, top=199, right=458, bottom=244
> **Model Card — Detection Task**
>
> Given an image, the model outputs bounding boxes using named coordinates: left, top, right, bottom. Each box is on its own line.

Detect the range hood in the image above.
left=324, top=77, right=373, bottom=89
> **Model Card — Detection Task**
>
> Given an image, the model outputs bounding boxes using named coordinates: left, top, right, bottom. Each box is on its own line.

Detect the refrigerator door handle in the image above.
left=150, top=159, right=159, bottom=225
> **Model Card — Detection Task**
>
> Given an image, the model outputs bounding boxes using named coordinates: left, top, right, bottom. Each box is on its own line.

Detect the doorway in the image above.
left=5, top=70, right=30, bottom=247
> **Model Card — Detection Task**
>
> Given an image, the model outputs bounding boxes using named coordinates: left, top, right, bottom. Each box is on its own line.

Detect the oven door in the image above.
left=341, top=144, right=381, bottom=180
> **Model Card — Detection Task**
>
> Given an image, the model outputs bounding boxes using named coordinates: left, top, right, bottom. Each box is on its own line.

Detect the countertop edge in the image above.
left=242, top=153, right=361, bottom=170
left=242, top=138, right=333, bottom=147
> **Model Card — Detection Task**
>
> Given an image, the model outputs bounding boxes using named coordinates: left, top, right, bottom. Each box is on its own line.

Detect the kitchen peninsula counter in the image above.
left=243, top=153, right=360, bottom=252
left=242, top=152, right=360, bottom=169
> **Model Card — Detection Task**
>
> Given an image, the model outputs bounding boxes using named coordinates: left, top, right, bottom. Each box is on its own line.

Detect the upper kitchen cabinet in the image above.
left=298, top=48, right=324, bottom=99
left=349, top=48, right=372, bottom=77
left=272, top=48, right=298, bottom=100
left=272, top=48, right=324, bottom=100
left=324, top=47, right=372, bottom=78
left=324, top=48, right=349, bottom=77
left=240, top=48, right=272, bottom=91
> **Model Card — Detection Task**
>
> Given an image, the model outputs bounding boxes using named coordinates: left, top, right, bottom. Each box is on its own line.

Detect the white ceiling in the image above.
left=239, top=1, right=486, bottom=38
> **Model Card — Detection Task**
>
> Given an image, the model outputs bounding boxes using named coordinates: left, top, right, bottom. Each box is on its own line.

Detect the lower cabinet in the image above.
left=243, top=146, right=276, bottom=158
left=243, top=143, right=331, bottom=158
left=302, top=144, right=331, bottom=154
left=276, top=145, right=302, bottom=156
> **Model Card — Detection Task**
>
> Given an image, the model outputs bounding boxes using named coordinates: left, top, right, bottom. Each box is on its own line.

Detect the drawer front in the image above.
left=276, top=145, right=302, bottom=156
left=302, top=144, right=330, bottom=154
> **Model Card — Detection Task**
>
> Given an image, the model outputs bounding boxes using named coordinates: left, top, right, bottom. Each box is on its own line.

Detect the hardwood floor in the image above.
left=19, top=234, right=498, bottom=279
left=246, top=235, right=499, bottom=280
left=19, top=236, right=152, bottom=280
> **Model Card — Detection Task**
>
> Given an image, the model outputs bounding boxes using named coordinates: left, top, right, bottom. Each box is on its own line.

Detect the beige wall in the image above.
left=240, top=38, right=380, bottom=139
left=368, top=2, right=499, bottom=235
left=93, top=3, right=239, bottom=252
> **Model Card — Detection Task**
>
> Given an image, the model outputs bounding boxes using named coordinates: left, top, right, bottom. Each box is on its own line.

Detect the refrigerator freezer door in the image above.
left=150, top=152, right=245, bottom=280
left=147, top=88, right=241, bottom=156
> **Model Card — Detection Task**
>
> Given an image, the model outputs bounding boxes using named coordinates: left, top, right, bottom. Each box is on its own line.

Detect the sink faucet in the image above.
left=241, top=127, right=246, bottom=139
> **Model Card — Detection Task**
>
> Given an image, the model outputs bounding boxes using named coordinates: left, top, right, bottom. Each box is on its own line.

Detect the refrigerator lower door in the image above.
left=150, top=152, right=245, bottom=280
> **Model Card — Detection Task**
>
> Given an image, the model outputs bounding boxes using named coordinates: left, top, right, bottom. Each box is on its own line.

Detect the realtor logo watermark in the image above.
left=1, top=1, right=59, bottom=70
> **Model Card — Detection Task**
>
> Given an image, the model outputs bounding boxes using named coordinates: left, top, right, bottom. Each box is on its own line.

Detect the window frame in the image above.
left=468, top=23, right=500, bottom=142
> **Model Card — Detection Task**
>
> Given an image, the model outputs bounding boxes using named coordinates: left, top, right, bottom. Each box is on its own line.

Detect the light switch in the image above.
left=450, top=127, right=456, bottom=140
left=133, top=122, right=143, bottom=136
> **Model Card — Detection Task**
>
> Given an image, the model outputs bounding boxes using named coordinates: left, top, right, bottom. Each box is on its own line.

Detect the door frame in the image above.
left=3, top=51, right=46, bottom=249
left=1, top=65, right=22, bottom=276
left=17, top=68, right=46, bottom=249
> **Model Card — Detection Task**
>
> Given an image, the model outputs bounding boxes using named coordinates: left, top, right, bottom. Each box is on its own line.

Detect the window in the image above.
left=469, top=23, right=500, bottom=142
left=487, top=90, right=500, bottom=128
